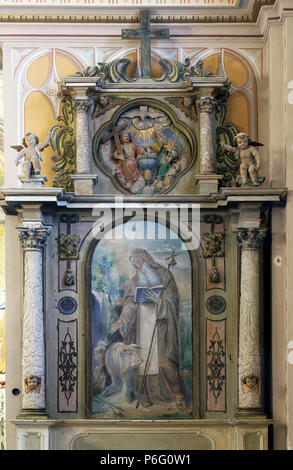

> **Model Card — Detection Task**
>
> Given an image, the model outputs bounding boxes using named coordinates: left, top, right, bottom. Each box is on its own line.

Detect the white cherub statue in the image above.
left=221, top=132, right=263, bottom=186
left=12, top=131, right=51, bottom=183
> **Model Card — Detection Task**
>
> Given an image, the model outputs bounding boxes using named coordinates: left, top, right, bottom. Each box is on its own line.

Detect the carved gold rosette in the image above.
left=17, top=226, right=51, bottom=411
left=237, top=229, right=266, bottom=410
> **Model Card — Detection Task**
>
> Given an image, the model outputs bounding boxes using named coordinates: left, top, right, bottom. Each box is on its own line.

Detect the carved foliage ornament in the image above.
left=69, top=58, right=136, bottom=83
left=58, top=234, right=80, bottom=260
left=51, top=95, right=76, bottom=192
left=215, top=102, right=239, bottom=188
left=197, top=97, right=217, bottom=114
left=17, top=226, right=51, bottom=250
left=237, top=229, right=266, bottom=250
left=70, top=57, right=215, bottom=84
left=155, top=58, right=214, bottom=83
left=202, top=215, right=224, bottom=284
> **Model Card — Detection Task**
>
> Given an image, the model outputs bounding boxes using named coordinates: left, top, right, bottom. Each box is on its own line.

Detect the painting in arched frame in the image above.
left=89, top=220, right=195, bottom=419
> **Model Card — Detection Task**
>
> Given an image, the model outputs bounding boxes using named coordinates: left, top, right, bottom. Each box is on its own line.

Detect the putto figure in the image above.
left=24, top=375, right=42, bottom=394
left=222, top=132, right=263, bottom=186
left=12, top=131, right=51, bottom=183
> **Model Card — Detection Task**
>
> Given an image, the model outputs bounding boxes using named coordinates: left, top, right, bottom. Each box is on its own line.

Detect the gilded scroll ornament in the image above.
left=155, top=58, right=214, bottom=83
left=69, top=58, right=136, bottom=83
left=51, top=95, right=75, bottom=192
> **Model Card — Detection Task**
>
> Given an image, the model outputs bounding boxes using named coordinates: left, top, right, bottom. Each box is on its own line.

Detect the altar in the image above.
left=0, top=9, right=287, bottom=450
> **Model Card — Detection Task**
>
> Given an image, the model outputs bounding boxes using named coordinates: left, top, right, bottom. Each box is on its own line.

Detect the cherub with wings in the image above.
left=165, top=96, right=197, bottom=120
left=92, top=95, right=126, bottom=119
left=221, top=132, right=263, bottom=186
left=11, top=131, right=51, bottom=182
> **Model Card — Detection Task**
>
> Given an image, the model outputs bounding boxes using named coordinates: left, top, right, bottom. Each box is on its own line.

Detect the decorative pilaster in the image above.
left=70, top=98, right=97, bottom=195
left=194, top=95, right=223, bottom=194
left=17, top=226, right=51, bottom=416
left=237, top=228, right=266, bottom=413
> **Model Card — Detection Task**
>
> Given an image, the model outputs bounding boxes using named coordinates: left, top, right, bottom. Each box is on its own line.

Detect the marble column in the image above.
left=194, top=95, right=223, bottom=194
left=198, top=97, right=217, bottom=174
left=74, top=100, right=91, bottom=174
left=71, top=98, right=97, bottom=195
left=17, top=225, right=51, bottom=415
left=237, top=229, right=266, bottom=412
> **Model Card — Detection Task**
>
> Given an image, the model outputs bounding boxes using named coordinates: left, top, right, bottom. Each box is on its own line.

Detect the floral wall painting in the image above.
left=93, top=102, right=195, bottom=195
left=90, top=220, right=193, bottom=419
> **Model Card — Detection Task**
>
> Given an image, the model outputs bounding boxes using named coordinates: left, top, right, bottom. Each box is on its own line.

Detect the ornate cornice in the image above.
left=0, top=1, right=276, bottom=24
left=17, top=226, right=51, bottom=250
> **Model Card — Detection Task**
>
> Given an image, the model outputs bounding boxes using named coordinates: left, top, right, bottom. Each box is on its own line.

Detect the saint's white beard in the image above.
left=136, top=262, right=162, bottom=287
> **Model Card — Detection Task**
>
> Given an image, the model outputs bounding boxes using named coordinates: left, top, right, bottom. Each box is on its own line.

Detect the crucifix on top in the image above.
left=122, top=10, right=169, bottom=79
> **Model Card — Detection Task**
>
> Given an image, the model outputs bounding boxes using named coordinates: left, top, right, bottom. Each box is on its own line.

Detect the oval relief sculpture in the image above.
left=93, top=101, right=195, bottom=195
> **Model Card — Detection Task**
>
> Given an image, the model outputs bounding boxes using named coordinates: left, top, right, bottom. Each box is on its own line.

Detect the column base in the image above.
left=70, top=174, right=98, bottom=195
left=194, top=174, right=223, bottom=194
left=18, top=408, right=48, bottom=420
left=236, top=408, right=267, bottom=419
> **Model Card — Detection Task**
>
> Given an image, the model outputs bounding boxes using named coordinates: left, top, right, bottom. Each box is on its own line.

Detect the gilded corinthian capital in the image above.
left=197, top=97, right=217, bottom=114
left=237, top=229, right=266, bottom=250
left=73, top=100, right=90, bottom=113
left=17, top=226, right=51, bottom=250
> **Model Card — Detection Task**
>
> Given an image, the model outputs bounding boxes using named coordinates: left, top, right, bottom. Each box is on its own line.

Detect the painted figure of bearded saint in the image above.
left=109, top=248, right=186, bottom=410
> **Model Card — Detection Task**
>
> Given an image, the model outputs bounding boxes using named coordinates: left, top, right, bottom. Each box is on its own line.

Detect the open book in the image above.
left=135, top=285, right=163, bottom=303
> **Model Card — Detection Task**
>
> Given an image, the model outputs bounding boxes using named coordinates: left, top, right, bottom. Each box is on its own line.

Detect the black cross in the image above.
left=122, top=10, right=169, bottom=79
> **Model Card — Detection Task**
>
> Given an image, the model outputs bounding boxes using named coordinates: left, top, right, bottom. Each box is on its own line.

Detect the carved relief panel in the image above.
left=93, top=100, right=196, bottom=195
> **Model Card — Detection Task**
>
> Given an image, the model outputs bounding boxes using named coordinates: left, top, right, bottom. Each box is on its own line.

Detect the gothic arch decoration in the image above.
left=187, top=48, right=259, bottom=187
left=82, top=215, right=199, bottom=420
left=14, top=48, right=85, bottom=185
left=93, top=98, right=196, bottom=195
left=195, top=48, right=258, bottom=138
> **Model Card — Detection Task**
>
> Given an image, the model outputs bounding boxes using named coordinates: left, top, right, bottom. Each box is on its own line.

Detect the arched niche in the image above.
left=83, top=216, right=200, bottom=420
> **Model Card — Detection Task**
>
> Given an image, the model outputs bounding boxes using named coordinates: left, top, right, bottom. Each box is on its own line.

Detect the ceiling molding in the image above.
left=0, top=0, right=276, bottom=24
